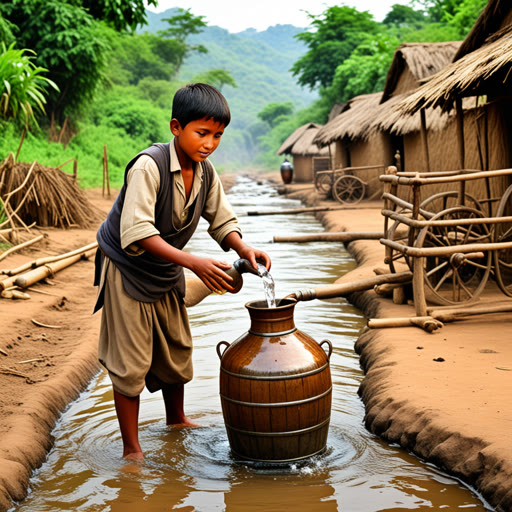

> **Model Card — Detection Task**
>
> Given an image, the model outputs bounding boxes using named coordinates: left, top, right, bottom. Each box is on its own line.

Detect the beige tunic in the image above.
left=98, top=140, right=241, bottom=396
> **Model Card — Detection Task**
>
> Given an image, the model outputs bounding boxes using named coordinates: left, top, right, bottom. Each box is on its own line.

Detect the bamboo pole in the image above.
left=247, top=204, right=380, bottom=216
left=288, top=271, right=412, bottom=302
left=2, top=241, right=97, bottom=276
left=0, top=235, right=44, bottom=262
left=273, top=231, right=408, bottom=243
left=380, top=168, right=512, bottom=186
left=368, top=316, right=443, bottom=332
left=382, top=237, right=509, bottom=257
left=368, top=302, right=512, bottom=331
left=0, top=249, right=96, bottom=290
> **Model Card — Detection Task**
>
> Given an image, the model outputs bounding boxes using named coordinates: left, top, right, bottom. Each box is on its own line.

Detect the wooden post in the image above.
left=455, top=98, right=467, bottom=205
left=103, top=145, right=111, bottom=198
left=456, top=98, right=465, bottom=170
left=420, top=108, right=431, bottom=172
left=484, top=103, right=489, bottom=171
left=15, top=127, right=26, bottom=162
left=483, top=103, right=491, bottom=215
left=413, top=256, right=427, bottom=317
left=73, top=159, right=78, bottom=182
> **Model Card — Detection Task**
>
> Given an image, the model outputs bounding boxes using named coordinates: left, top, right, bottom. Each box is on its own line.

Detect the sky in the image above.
left=147, top=0, right=412, bottom=33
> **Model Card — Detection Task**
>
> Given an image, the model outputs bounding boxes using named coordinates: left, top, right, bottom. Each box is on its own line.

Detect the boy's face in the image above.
left=170, top=117, right=225, bottom=166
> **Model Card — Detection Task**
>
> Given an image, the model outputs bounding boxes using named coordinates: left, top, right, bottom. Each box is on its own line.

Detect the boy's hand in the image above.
left=237, top=246, right=271, bottom=273
left=221, top=232, right=271, bottom=273
left=189, top=255, right=235, bottom=293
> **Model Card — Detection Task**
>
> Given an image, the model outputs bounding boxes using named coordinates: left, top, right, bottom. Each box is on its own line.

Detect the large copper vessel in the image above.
left=217, top=298, right=332, bottom=463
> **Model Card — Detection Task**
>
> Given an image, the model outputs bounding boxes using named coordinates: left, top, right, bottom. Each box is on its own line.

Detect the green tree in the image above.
left=0, top=14, right=15, bottom=46
left=192, top=69, right=237, bottom=91
left=411, top=0, right=458, bottom=22
left=290, top=6, right=379, bottom=90
left=107, top=32, right=176, bottom=85
left=1, top=0, right=108, bottom=124
left=158, top=8, right=208, bottom=78
left=257, top=102, right=294, bottom=128
left=0, top=42, right=58, bottom=127
left=323, top=34, right=400, bottom=104
left=447, top=0, right=487, bottom=37
left=383, top=4, right=427, bottom=29
left=68, top=0, right=158, bottom=32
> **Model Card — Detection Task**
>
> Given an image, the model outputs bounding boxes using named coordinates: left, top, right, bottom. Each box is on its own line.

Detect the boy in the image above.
left=94, top=83, right=271, bottom=461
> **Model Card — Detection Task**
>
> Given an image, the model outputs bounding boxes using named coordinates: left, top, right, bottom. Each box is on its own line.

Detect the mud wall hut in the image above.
left=276, top=123, right=331, bottom=183
left=314, top=92, right=394, bottom=199
left=395, top=0, right=512, bottom=210
left=376, top=41, right=462, bottom=174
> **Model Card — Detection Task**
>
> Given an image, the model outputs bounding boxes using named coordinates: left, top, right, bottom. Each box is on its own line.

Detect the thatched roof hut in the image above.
left=372, top=41, right=462, bottom=146
left=314, top=93, right=393, bottom=197
left=391, top=0, right=512, bottom=206
left=277, top=123, right=330, bottom=183
left=314, top=93, right=382, bottom=146
left=398, top=24, right=512, bottom=115
left=453, top=0, right=512, bottom=60
left=381, top=41, right=462, bottom=103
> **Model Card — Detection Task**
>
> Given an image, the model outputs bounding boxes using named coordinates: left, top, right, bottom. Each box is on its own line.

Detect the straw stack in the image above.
left=0, top=154, right=101, bottom=229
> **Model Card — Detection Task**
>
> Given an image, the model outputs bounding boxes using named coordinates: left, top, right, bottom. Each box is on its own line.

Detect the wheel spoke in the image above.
left=432, top=267, right=453, bottom=292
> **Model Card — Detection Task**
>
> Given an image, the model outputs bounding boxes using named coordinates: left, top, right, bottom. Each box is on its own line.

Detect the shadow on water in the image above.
left=13, top=176, right=493, bottom=511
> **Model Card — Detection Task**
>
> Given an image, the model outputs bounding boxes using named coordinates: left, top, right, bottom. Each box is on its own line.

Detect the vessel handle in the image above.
left=216, top=341, right=230, bottom=360
left=320, top=339, right=333, bottom=361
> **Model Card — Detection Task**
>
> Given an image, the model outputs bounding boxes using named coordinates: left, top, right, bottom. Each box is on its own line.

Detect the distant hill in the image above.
left=141, top=9, right=316, bottom=133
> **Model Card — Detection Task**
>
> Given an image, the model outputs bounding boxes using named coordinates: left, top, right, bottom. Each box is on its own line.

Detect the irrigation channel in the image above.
left=14, top=176, right=491, bottom=511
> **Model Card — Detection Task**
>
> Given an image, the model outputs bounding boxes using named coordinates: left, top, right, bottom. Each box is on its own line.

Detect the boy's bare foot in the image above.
left=167, top=417, right=201, bottom=428
left=123, top=450, right=144, bottom=461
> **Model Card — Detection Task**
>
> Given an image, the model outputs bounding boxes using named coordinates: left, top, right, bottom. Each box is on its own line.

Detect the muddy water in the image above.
left=14, top=176, right=492, bottom=511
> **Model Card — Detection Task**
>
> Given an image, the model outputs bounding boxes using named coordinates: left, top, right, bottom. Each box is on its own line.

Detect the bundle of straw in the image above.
left=0, top=155, right=102, bottom=229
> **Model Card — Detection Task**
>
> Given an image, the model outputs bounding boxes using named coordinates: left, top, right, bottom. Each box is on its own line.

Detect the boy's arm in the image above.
left=138, top=235, right=234, bottom=293
left=221, top=232, right=271, bottom=272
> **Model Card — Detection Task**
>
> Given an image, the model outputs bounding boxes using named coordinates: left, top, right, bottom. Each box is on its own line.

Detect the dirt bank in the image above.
left=0, top=174, right=510, bottom=511
left=284, top=183, right=512, bottom=512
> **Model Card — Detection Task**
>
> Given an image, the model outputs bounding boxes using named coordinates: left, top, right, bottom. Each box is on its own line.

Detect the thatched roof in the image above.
left=453, top=0, right=512, bottom=60
left=397, top=24, right=512, bottom=115
left=328, top=103, right=347, bottom=121
left=276, top=123, right=328, bottom=156
left=314, top=92, right=382, bottom=147
left=370, top=94, right=481, bottom=137
left=381, top=41, right=461, bottom=102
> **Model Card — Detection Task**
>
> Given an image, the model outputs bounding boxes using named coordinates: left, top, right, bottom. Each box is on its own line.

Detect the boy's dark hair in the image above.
left=172, top=83, right=231, bottom=128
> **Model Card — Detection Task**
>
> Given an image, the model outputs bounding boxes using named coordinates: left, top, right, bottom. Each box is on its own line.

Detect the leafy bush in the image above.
left=91, top=91, right=169, bottom=141
left=0, top=42, right=58, bottom=127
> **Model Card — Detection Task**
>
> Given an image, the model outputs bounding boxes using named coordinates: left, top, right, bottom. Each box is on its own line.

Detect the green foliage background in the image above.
left=0, top=0, right=489, bottom=188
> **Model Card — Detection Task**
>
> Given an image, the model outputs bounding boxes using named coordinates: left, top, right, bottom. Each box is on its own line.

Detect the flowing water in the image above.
left=256, top=262, right=276, bottom=308
left=12, top=176, right=492, bottom=511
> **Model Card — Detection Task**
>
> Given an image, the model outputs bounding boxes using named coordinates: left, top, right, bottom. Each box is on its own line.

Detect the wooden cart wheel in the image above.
left=419, top=191, right=483, bottom=215
left=386, top=209, right=414, bottom=273
left=415, top=206, right=492, bottom=305
left=493, top=184, right=512, bottom=296
left=315, top=172, right=333, bottom=197
left=333, top=175, right=365, bottom=204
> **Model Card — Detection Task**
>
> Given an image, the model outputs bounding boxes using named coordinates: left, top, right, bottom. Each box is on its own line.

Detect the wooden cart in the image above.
left=379, top=168, right=512, bottom=316
left=314, top=164, right=385, bottom=204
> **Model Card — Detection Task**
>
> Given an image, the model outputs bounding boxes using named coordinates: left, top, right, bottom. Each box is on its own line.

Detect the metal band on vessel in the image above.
left=225, top=417, right=330, bottom=437
left=220, top=387, right=332, bottom=408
